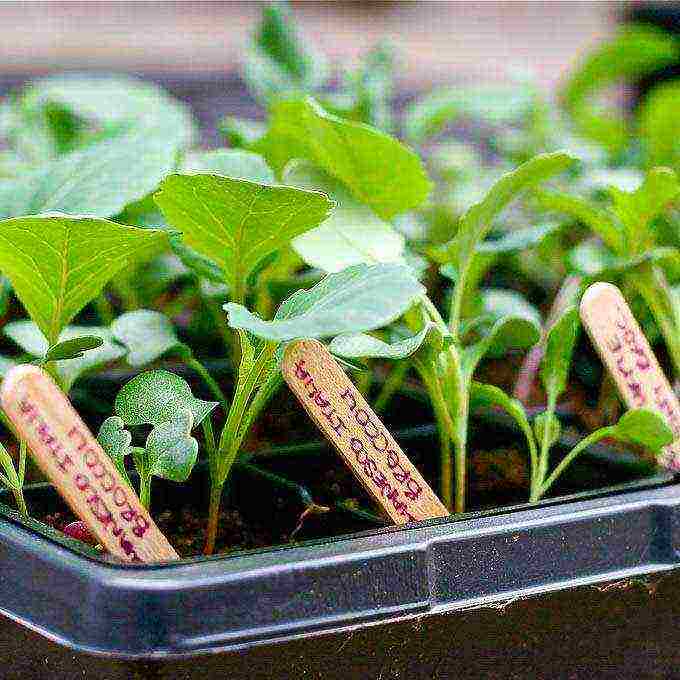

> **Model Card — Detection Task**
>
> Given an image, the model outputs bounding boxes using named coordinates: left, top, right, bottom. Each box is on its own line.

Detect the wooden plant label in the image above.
left=0, top=365, right=179, bottom=562
left=282, top=339, right=449, bottom=523
left=580, top=282, right=680, bottom=471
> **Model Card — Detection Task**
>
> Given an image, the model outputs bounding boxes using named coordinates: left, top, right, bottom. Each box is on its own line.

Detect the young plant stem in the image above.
left=374, top=362, right=409, bottom=413
left=187, top=356, right=229, bottom=411
left=538, top=428, right=612, bottom=499
left=139, top=475, right=151, bottom=510
left=204, top=343, right=278, bottom=555
left=531, top=393, right=558, bottom=502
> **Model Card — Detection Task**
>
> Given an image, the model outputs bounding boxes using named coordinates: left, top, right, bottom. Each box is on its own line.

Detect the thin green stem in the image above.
left=187, top=357, right=228, bottom=411
left=18, top=438, right=26, bottom=486
left=203, top=479, right=225, bottom=555
left=11, top=487, right=27, bottom=516
left=374, top=362, right=409, bottom=413
left=538, top=428, right=613, bottom=499
left=532, top=393, right=558, bottom=502
left=420, top=294, right=448, bottom=334
left=139, top=476, right=151, bottom=510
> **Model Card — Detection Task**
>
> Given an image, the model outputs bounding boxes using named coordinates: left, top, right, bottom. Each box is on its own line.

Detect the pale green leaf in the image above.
left=540, top=306, right=580, bottom=401
left=0, top=129, right=182, bottom=220
left=115, top=369, right=218, bottom=427
left=470, top=381, right=536, bottom=454
left=183, top=149, right=275, bottom=184
left=111, top=310, right=180, bottom=367
left=243, top=1, right=328, bottom=103
left=481, top=288, right=542, bottom=328
left=154, top=173, right=332, bottom=297
left=610, top=408, right=673, bottom=454
left=476, top=223, right=560, bottom=254
left=0, top=215, right=167, bottom=343
left=609, top=167, right=679, bottom=253
left=285, top=161, right=404, bottom=272
left=639, top=81, right=680, bottom=170
left=5, top=320, right=126, bottom=390
left=452, top=153, right=574, bottom=308
left=404, top=82, right=538, bottom=143
left=20, top=73, right=197, bottom=148
left=534, top=187, right=623, bottom=253
left=253, top=97, right=432, bottom=218
left=225, top=263, right=424, bottom=343
left=145, top=408, right=198, bottom=482
left=329, top=321, right=437, bottom=360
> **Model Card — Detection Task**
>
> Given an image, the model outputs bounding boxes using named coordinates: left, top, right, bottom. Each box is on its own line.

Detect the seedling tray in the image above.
left=0, top=422, right=676, bottom=678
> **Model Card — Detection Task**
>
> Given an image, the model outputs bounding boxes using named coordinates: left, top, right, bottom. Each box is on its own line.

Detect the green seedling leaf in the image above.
left=285, top=161, right=404, bottom=272
left=329, top=321, right=439, bottom=360
left=639, top=81, right=680, bottom=170
left=540, top=306, right=580, bottom=402
left=463, top=314, right=541, bottom=379
left=183, top=149, right=275, bottom=184
left=0, top=215, right=167, bottom=343
left=404, top=81, right=538, bottom=143
left=19, top=73, right=197, bottom=149
left=608, top=167, right=679, bottom=254
left=243, top=0, right=328, bottom=103
left=115, top=369, right=218, bottom=427
left=44, top=335, right=104, bottom=362
left=476, top=223, right=560, bottom=254
left=569, top=242, right=680, bottom=279
left=111, top=310, right=180, bottom=367
left=154, top=173, right=332, bottom=298
left=481, top=288, right=542, bottom=329
left=470, top=381, right=536, bottom=454
left=144, top=408, right=199, bottom=483
left=5, top=320, right=126, bottom=391
left=533, top=411, right=562, bottom=449
left=97, top=416, right=133, bottom=484
left=609, top=409, right=673, bottom=454
left=560, top=25, right=677, bottom=152
left=219, top=117, right=267, bottom=148
left=167, top=234, right=225, bottom=285
left=253, top=97, right=432, bottom=218
left=0, top=129, right=182, bottom=220
left=225, top=263, right=424, bottom=343
left=534, top=188, right=623, bottom=252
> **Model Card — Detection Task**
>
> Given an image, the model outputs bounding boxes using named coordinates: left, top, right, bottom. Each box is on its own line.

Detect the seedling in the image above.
left=1, top=365, right=178, bottom=562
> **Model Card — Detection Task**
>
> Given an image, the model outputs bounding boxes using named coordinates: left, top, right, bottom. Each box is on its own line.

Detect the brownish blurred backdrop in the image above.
left=0, top=2, right=619, bottom=90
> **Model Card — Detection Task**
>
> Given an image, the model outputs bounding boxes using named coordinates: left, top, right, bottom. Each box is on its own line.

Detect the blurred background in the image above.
left=0, top=2, right=634, bottom=91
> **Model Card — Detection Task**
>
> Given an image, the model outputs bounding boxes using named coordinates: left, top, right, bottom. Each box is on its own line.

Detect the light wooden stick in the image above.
left=1, top=365, right=178, bottom=562
left=580, top=282, right=680, bottom=470
left=282, top=339, right=449, bottom=523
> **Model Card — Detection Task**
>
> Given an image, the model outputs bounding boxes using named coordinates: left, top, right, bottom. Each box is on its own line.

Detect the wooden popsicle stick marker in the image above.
left=283, top=339, right=449, bottom=523
left=580, top=282, right=680, bottom=471
left=1, top=365, right=178, bottom=562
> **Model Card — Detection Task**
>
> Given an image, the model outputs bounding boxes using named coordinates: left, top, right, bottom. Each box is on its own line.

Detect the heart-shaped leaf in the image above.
left=0, top=215, right=167, bottom=343
left=224, top=263, right=424, bottom=343
left=97, top=416, right=133, bottom=484
left=111, top=310, right=180, bottom=367
left=154, top=173, right=333, bottom=299
left=145, top=408, right=198, bottom=482
left=115, top=370, right=218, bottom=427
left=44, top=335, right=104, bottom=362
